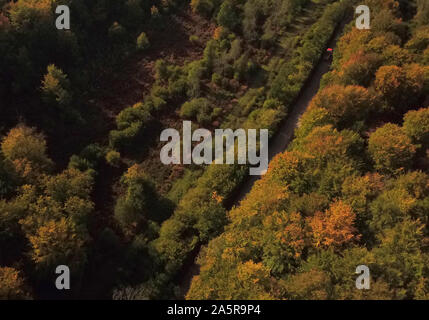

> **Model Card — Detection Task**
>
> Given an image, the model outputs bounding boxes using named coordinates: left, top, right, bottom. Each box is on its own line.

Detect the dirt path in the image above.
left=178, top=17, right=350, bottom=299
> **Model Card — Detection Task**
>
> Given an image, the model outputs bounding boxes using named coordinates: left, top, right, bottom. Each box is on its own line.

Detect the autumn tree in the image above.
left=292, top=125, right=364, bottom=197
left=283, top=269, right=330, bottom=300
left=374, top=64, right=426, bottom=110
left=416, top=0, right=429, bottom=27
left=0, top=153, right=18, bottom=197
left=0, top=267, right=31, bottom=300
left=41, top=64, right=72, bottom=108
left=406, top=26, right=429, bottom=52
left=266, top=151, right=315, bottom=195
left=7, top=0, right=56, bottom=93
left=368, top=123, right=417, bottom=174
left=369, top=171, right=429, bottom=236
left=262, top=211, right=308, bottom=275
left=294, top=107, right=332, bottom=140
left=28, top=217, right=89, bottom=275
left=1, top=125, right=53, bottom=179
left=403, top=107, right=429, bottom=148
left=341, top=173, right=384, bottom=239
left=307, top=85, right=378, bottom=129
left=337, top=52, right=382, bottom=87
left=373, top=218, right=427, bottom=298
left=307, top=200, right=358, bottom=250
left=11, top=167, right=95, bottom=283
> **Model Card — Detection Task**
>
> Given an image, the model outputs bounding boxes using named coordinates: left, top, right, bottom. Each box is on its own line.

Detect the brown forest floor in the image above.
left=93, top=8, right=216, bottom=122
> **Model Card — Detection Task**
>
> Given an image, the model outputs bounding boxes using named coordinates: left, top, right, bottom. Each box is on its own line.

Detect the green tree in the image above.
left=373, top=218, right=427, bottom=298
left=243, top=0, right=258, bottom=41
left=114, top=165, right=162, bottom=234
left=216, top=1, right=238, bottom=30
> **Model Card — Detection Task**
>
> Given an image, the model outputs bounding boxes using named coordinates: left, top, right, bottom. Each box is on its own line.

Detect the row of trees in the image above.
left=187, top=0, right=429, bottom=300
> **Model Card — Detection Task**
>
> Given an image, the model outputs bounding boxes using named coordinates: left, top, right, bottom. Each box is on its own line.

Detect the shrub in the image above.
left=190, top=0, right=214, bottom=17
left=180, top=98, right=212, bottom=125
left=216, top=0, right=238, bottom=30
left=211, top=107, right=222, bottom=118
left=154, top=59, right=169, bottom=82
left=109, top=22, right=127, bottom=42
left=109, top=121, right=144, bottom=150
left=116, top=103, right=152, bottom=130
left=41, top=64, right=72, bottom=108
left=189, top=35, right=200, bottom=45
left=106, top=150, right=121, bottom=167
left=186, top=61, right=205, bottom=97
left=114, top=165, right=165, bottom=234
left=263, top=99, right=283, bottom=111
left=211, top=73, right=222, bottom=85
left=136, top=32, right=150, bottom=51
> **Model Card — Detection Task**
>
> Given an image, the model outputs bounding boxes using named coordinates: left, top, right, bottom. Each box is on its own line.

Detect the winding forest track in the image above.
left=178, top=17, right=351, bottom=298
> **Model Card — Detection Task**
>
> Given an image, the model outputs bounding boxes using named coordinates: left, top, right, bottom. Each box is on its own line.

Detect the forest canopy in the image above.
left=0, top=0, right=428, bottom=300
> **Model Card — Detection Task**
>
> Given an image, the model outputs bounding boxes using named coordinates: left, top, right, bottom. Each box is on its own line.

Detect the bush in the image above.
left=68, top=155, right=93, bottom=172
left=137, top=32, right=150, bottom=51
left=217, top=0, right=238, bottom=30
left=114, top=165, right=169, bottom=234
left=189, top=35, right=200, bottom=45
left=109, top=22, right=127, bottom=42
left=180, top=98, right=212, bottom=125
left=109, top=121, right=144, bottom=151
left=211, top=107, right=222, bottom=118
left=263, top=99, right=283, bottom=111
left=211, top=73, right=222, bottom=85
left=155, top=59, right=169, bottom=82
left=190, top=0, right=214, bottom=17
left=106, top=150, right=121, bottom=167
left=116, top=103, right=152, bottom=129
left=186, top=61, right=205, bottom=97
